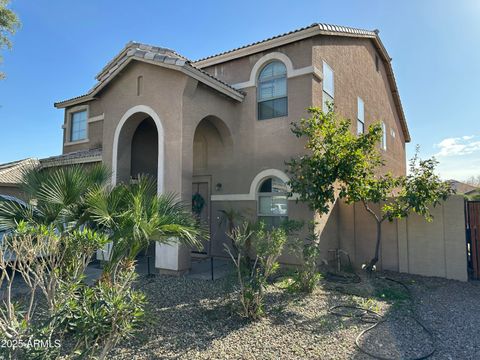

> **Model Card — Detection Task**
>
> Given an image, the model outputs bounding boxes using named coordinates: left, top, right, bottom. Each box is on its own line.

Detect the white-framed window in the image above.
left=70, top=110, right=87, bottom=142
left=390, top=128, right=396, bottom=139
left=357, top=97, right=364, bottom=135
left=381, top=121, right=387, bottom=150
left=322, top=61, right=334, bottom=113
left=257, top=176, right=288, bottom=227
left=257, top=61, right=288, bottom=120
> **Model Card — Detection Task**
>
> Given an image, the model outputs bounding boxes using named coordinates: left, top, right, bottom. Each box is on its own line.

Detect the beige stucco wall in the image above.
left=337, top=195, right=467, bottom=281
left=56, top=35, right=413, bottom=273
left=202, top=34, right=407, bottom=177
left=60, top=35, right=407, bottom=198
left=311, top=35, right=406, bottom=176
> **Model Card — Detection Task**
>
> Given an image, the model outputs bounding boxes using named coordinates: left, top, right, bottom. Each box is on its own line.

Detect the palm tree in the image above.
left=85, top=176, right=203, bottom=270
left=0, top=164, right=110, bottom=232
left=0, top=166, right=203, bottom=271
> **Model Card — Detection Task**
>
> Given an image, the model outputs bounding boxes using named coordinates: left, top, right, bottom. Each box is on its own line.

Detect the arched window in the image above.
left=257, top=61, right=287, bottom=120
left=257, top=176, right=288, bottom=226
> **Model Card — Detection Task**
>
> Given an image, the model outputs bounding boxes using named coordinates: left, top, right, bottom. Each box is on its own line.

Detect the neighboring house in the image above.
left=0, top=158, right=40, bottom=199
left=448, top=180, right=480, bottom=199
left=0, top=150, right=102, bottom=200
left=0, top=23, right=410, bottom=273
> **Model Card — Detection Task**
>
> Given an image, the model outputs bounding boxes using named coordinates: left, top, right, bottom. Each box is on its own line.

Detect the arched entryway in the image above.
left=130, top=117, right=158, bottom=180
left=110, top=105, right=165, bottom=266
left=112, top=105, right=164, bottom=193
left=192, top=115, right=233, bottom=255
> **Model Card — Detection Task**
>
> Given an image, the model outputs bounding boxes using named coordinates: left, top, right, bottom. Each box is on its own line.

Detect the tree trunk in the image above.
left=366, top=219, right=382, bottom=272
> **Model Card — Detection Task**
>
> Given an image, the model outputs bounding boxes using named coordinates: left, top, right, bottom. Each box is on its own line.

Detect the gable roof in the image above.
left=448, top=180, right=480, bottom=195
left=0, top=158, right=40, bottom=185
left=54, top=43, right=245, bottom=108
left=193, top=23, right=410, bottom=142
left=54, top=23, right=409, bottom=142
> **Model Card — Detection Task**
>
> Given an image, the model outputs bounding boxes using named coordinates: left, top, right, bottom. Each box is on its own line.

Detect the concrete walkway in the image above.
left=1, top=255, right=234, bottom=299
left=85, top=255, right=233, bottom=283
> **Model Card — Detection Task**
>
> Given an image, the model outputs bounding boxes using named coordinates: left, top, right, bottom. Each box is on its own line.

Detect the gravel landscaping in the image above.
left=109, top=271, right=480, bottom=360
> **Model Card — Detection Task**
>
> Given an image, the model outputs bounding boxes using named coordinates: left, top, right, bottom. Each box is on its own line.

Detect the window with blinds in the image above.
left=257, top=61, right=288, bottom=120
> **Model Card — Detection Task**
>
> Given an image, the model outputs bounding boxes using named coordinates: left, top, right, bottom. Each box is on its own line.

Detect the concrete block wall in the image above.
left=336, top=195, right=468, bottom=281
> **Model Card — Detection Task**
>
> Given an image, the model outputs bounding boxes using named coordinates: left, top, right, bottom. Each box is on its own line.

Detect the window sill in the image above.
left=257, top=114, right=289, bottom=121
left=64, top=139, right=89, bottom=146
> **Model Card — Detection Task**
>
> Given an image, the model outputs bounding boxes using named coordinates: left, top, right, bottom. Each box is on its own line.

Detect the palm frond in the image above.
left=85, top=163, right=111, bottom=188
left=0, top=200, right=39, bottom=230
left=19, top=165, right=50, bottom=199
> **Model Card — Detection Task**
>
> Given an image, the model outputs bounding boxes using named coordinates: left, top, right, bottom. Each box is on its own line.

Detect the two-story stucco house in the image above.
left=0, top=23, right=410, bottom=273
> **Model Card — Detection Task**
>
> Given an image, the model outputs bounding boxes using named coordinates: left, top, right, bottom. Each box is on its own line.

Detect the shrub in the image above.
left=57, top=260, right=145, bottom=359
left=226, top=221, right=290, bottom=320
left=0, top=223, right=144, bottom=360
left=290, top=228, right=323, bottom=293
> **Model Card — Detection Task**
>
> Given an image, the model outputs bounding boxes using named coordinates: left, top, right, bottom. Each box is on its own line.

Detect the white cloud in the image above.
left=428, top=135, right=480, bottom=180
left=434, top=135, right=480, bottom=157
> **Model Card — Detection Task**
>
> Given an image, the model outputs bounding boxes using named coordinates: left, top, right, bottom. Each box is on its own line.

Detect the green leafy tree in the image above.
left=286, top=106, right=381, bottom=282
left=287, top=107, right=453, bottom=273
left=0, top=0, right=20, bottom=79
left=344, top=148, right=454, bottom=271
left=286, top=107, right=382, bottom=214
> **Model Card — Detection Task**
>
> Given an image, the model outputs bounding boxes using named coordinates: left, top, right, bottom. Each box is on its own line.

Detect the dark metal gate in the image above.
left=466, top=201, right=480, bottom=280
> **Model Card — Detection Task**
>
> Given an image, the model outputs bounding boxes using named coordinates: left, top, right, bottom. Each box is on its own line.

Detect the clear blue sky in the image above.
left=1, top=0, right=479, bottom=180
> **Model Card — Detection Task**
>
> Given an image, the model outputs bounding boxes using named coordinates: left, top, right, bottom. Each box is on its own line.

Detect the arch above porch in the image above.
left=112, top=104, right=165, bottom=194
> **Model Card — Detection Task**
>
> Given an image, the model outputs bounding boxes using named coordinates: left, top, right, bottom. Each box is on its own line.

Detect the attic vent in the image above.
left=137, top=75, right=144, bottom=96
left=375, top=54, right=380, bottom=72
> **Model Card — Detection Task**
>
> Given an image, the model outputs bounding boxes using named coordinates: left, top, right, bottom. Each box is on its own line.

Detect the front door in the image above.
left=192, top=181, right=210, bottom=254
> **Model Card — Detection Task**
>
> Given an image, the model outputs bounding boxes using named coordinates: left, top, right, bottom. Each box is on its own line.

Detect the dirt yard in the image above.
left=108, top=270, right=480, bottom=360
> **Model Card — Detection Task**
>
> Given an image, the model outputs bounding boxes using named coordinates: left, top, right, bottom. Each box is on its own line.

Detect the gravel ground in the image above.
left=109, top=272, right=480, bottom=360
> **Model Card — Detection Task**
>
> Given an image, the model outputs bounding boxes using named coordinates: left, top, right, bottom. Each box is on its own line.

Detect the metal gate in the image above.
left=466, top=201, right=480, bottom=280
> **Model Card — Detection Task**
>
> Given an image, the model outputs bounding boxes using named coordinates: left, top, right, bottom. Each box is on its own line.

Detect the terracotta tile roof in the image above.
left=54, top=43, right=244, bottom=108
left=192, top=23, right=410, bottom=143
left=53, top=23, right=409, bottom=142
left=194, top=23, right=377, bottom=63
left=0, top=158, right=40, bottom=185
left=40, top=148, right=102, bottom=168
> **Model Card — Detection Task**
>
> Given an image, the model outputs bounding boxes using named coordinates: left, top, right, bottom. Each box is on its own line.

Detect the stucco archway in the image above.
left=112, top=105, right=165, bottom=194
left=193, top=115, right=233, bottom=175
left=192, top=115, right=233, bottom=255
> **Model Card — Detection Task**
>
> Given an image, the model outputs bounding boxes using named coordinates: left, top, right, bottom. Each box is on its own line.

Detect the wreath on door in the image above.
left=192, top=192, right=205, bottom=215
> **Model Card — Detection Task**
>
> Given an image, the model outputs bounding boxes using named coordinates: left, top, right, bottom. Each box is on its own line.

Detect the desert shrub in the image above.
left=55, top=260, right=145, bottom=359
left=0, top=223, right=145, bottom=360
left=226, top=221, right=290, bottom=320
left=0, top=225, right=100, bottom=359
left=290, top=228, right=323, bottom=293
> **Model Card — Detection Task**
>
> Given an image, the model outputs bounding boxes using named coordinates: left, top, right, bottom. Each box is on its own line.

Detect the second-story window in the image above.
left=357, top=97, right=365, bottom=135
left=70, top=110, right=87, bottom=142
left=257, top=61, right=287, bottom=120
left=322, top=61, right=334, bottom=113
left=381, top=121, right=387, bottom=150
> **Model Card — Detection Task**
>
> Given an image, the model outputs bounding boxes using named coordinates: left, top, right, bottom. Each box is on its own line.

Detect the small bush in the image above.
left=58, top=260, right=146, bottom=359
left=290, top=227, right=322, bottom=293
left=226, top=221, right=289, bottom=320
